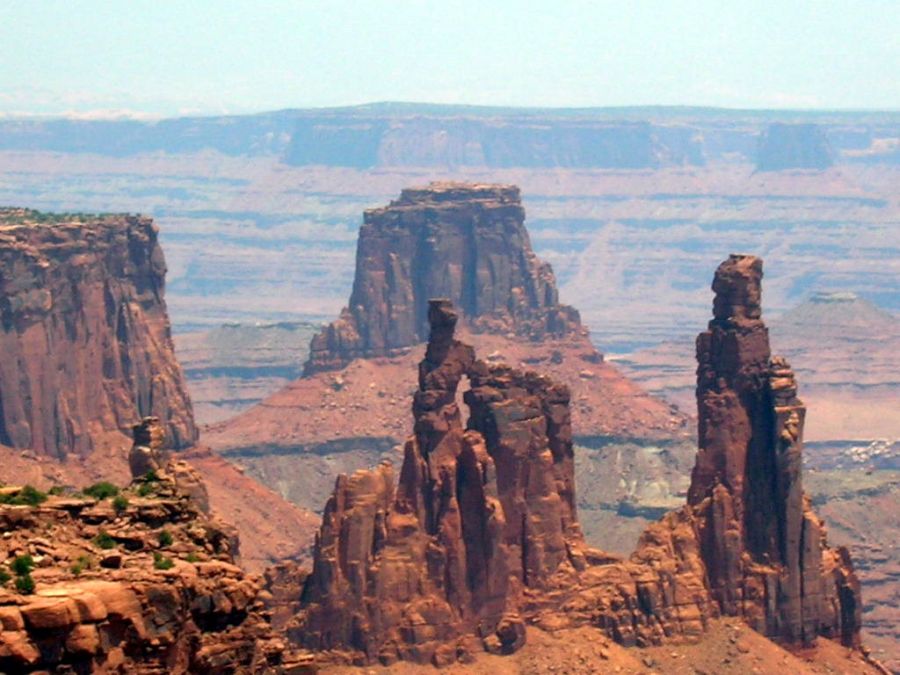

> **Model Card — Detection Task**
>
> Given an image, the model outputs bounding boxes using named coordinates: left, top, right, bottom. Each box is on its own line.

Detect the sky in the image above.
left=1, top=1, right=898, bottom=118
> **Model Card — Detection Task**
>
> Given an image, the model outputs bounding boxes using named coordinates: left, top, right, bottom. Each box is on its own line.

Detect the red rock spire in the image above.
left=294, top=299, right=584, bottom=664
left=689, top=254, right=861, bottom=646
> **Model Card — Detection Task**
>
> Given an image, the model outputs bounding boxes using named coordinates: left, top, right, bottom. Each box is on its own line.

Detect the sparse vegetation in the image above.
left=144, top=470, right=159, bottom=482
left=10, top=555, right=36, bottom=594
left=0, top=485, right=48, bottom=506
left=137, top=482, right=156, bottom=497
left=11, top=554, right=34, bottom=576
left=112, top=495, right=129, bottom=513
left=83, top=481, right=119, bottom=500
left=186, top=552, right=200, bottom=563
left=158, top=530, right=173, bottom=547
left=93, top=531, right=116, bottom=550
left=0, top=208, right=126, bottom=226
left=48, top=485, right=65, bottom=496
left=153, top=551, right=174, bottom=570
left=15, top=574, right=35, bottom=594
left=71, top=555, right=93, bottom=576
left=0, top=567, right=10, bottom=585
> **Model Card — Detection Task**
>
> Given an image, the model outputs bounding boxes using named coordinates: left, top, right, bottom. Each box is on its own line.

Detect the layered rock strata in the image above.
left=305, top=183, right=582, bottom=374
left=0, top=421, right=310, bottom=673
left=290, top=259, right=866, bottom=667
left=0, top=209, right=197, bottom=457
left=688, top=254, right=861, bottom=646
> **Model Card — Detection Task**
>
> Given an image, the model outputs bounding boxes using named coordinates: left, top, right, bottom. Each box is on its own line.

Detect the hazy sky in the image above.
left=1, top=1, right=897, bottom=117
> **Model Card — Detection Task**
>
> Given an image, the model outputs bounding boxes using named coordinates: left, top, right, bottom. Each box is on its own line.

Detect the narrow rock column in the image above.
left=688, top=254, right=862, bottom=647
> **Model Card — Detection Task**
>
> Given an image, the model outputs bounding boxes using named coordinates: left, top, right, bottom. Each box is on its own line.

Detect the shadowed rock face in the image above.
left=0, top=210, right=197, bottom=457
left=689, top=254, right=861, bottom=646
left=304, top=183, right=581, bottom=374
left=288, top=263, right=866, bottom=668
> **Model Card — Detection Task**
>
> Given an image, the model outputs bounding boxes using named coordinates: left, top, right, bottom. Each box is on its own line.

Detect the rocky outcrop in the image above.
left=304, top=183, right=582, bottom=374
left=0, top=209, right=197, bottom=458
left=688, top=254, right=861, bottom=646
left=0, top=424, right=310, bottom=674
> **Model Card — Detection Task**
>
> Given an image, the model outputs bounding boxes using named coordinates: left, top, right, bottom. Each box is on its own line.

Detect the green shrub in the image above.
left=71, top=555, right=93, bottom=576
left=112, top=495, right=129, bottom=514
left=0, top=567, right=10, bottom=584
left=158, top=530, right=173, bottom=547
left=48, top=486, right=65, bottom=496
left=11, top=554, right=34, bottom=576
left=15, top=574, right=35, bottom=594
left=0, top=485, right=48, bottom=506
left=137, top=482, right=155, bottom=497
left=153, top=552, right=174, bottom=570
left=93, top=531, right=116, bottom=550
left=144, top=470, right=159, bottom=482
left=186, top=552, right=200, bottom=563
left=83, top=482, right=119, bottom=500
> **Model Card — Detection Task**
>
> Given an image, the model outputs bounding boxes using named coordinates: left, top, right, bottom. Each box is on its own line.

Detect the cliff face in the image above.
left=304, top=183, right=581, bottom=374
left=688, top=254, right=861, bottom=646
left=288, top=260, right=866, bottom=668
left=0, top=209, right=197, bottom=458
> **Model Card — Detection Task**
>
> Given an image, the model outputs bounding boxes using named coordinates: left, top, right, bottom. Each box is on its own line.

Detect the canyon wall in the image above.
left=0, top=209, right=197, bottom=458
left=305, top=182, right=581, bottom=374
left=757, top=123, right=834, bottom=171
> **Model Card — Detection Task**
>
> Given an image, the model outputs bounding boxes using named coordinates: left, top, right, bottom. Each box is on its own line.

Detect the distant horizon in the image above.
left=2, top=2, right=897, bottom=117
left=1, top=99, right=899, bottom=122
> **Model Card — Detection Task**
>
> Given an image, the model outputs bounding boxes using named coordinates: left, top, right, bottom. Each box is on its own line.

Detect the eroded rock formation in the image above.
left=289, top=259, right=866, bottom=667
left=0, top=209, right=197, bottom=458
left=294, top=300, right=586, bottom=663
left=0, top=421, right=311, bottom=674
left=305, top=183, right=582, bottom=374
left=688, top=254, right=861, bottom=646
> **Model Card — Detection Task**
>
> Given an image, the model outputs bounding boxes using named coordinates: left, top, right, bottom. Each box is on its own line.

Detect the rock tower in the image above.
left=304, top=183, right=581, bottom=374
